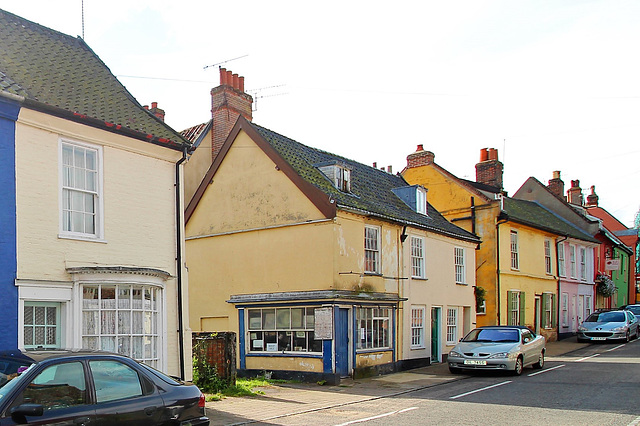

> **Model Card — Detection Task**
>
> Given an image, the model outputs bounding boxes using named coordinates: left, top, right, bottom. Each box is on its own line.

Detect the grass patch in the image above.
left=206, top=376, right=294, bottom=400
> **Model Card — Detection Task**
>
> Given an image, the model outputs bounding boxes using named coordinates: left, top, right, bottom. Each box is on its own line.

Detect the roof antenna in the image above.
left=203, top=55, right=248, bottom=70
left=81, top=0, right=85, bottom=39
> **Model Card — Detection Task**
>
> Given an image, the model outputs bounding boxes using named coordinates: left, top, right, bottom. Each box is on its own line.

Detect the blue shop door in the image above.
left=335, top=308, right=350, bottom=377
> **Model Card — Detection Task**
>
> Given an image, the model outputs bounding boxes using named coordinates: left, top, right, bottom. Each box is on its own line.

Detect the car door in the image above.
left=1, top=360, right=96, bottom=426
left=88, top=359, right=165, bottom=425
left=520, top=330, right=537, bottom=365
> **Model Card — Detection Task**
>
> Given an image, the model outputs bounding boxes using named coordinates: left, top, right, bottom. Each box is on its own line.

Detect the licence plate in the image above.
left=464, top=360, right=487, bottom=365
left=591, top=337, right=606, bottom=341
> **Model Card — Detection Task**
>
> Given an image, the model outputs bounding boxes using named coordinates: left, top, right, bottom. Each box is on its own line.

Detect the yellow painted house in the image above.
left=403, top=147, right=597, bottom=342
left=185, top=118, right=479, bottom=382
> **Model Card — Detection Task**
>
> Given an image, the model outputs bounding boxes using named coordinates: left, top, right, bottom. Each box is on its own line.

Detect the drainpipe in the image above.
left=176, top=147, right=188, bottom=379
left=496, top=216, right=508, bottom=325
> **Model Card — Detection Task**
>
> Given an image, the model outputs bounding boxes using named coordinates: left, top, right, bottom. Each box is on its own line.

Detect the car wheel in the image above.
left=513, top=356, right=524, bottom=376
left=532, top=352, right=545, bottom=369
left=625, top=330, right=631, bottom=343
left=449, top=366, right=462, bottom=374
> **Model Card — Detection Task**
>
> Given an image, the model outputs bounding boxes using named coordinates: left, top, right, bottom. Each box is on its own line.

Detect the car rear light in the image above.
left=198, top=392, right=206, bottom=408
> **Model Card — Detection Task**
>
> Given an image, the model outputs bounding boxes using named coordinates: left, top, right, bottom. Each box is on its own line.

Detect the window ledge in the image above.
left=363, top=272, right=383, bottom=277
left=246, top=352, right=322, bottom=358
left=455, top=282, right=468, bottom=286
left=410, top=346, right=426, bottom=350
left=58, top=233, right=107, bottom=244
left=356, top=348, right=392, bottom=354
left=412, top=277, right=428, bottom=281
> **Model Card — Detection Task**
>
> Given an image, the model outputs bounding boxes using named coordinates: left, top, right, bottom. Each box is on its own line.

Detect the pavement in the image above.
left=205, top=337, right=589, bottom=425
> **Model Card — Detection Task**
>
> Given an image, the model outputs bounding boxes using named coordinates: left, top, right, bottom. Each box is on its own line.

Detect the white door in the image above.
left=578, top=296, right=584, bottom=328
left=571, top=295, right=577, bottom=333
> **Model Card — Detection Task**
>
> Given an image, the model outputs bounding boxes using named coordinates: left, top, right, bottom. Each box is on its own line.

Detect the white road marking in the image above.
left=450, top=381, right=512, bottom=400
left=527, top=364, right=565, bottom=377
left=606, top=344, right=625, bottom=352
left=576, top=353, right=600, bottom=362
left=334, top=407, right=418, bottom=426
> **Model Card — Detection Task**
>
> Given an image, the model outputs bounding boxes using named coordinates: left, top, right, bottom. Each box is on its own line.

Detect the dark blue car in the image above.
left=0, top=349, right=209, bottom=425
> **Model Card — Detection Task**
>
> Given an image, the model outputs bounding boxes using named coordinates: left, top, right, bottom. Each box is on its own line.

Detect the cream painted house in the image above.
left=185, top=117, right=479, bottom=382
left=0, top=9, right=192, bottom=378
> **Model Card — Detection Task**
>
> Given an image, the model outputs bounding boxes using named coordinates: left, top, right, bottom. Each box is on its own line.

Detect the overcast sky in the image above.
left=2, top=0, right=639, bottom=227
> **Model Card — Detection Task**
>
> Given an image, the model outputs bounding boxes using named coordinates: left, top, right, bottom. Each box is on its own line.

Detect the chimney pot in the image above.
left=373, top=162, right=377, bottom=168
left=387, top=165, right=392, bottom=174
left=488, top=148, right=498, bottom=161
left=151, top=101, right=158, bottom=109
left=480, top=148, right=489, bottom=162
left=552, top=170, right=561, bottom=179
left=226, top=70, right=233, bottom=86
left=233, top=73, right=239, bottom=89
left=417, top=144, right=424, bottom=151
left=220, top=67, right=227, bottom=85
left=239, top=76, right=245, bottom=92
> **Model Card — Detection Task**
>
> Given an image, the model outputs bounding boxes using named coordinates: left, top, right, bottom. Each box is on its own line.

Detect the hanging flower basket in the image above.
left=595, top=274, right=616, bottom=297
left=474, top=286, right=486, bottom=310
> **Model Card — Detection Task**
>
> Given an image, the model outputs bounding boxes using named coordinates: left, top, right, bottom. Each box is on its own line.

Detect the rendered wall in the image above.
left=14, top=109, right=184, bottom=375
left=183, top=127, right=212, bottom=204
left=0, top=97, right=20, bottom=349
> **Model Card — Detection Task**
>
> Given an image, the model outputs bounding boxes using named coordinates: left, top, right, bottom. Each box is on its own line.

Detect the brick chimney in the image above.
left=567, top=179, right=583, bottom=206
left=475, top=148, right=503, bottom=189
left=547, top=171, right=565, bottom=200
left=211, top=68, right=253, bottom=160
left=406, top=144, right=435, bottom=168
left=148, top=101, right=165, bottom=122
left=586, top=185, right=599, bottom=207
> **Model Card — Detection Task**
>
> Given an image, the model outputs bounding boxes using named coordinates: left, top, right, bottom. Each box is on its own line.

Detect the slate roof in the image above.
left=502, top=197, right=599, bottom=243
left=0, top=8, right=188, bottom=150
left=251, top=123, right=480, bottom=243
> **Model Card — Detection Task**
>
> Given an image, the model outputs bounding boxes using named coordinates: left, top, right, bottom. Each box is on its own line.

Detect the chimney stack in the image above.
left=211, top=67, right=253, bottom=160
left=406, top=144, right=435, bottom=168
left=475, top=148, right=503, bottom=190
left=586, top=185, right=599, bottom=207
left=547, top=171, right=565, bottom=200
left=149, top=101, right=165, bottom=122
left=567, top=179, right=583, bottom=205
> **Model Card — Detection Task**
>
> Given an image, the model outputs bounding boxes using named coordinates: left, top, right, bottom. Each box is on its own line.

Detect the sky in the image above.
left=1, top=0, right=639, bottom=227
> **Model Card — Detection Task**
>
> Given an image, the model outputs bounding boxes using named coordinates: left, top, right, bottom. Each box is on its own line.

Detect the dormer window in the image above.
left=391, top=185, right=428, bottom=216
left=318, top=163, right=352, bottom=193
left=416, top=187, right=427, bottom=215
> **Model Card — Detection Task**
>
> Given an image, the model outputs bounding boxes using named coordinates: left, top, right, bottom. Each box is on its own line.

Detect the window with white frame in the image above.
left=561, top=292, right=569, bottom=327
left=510, top=231, right=519, bottom=270
left=410, top=306, right=425, bottom=348
left=454, top=247, right=465, bottom=284
left=61, top=141, right=101, bottom=238
left=23, top=302, right=60, bottom=349
left=416, top=187, right=427, bottom=215
left=585, top=295, right=592, bottom=316
left=544, top=240, right=552, bottom=275
left=569, top=245, right=577, bottom=278
left=476, top=298, right=486, bottom=315
left=446, top=308, right=458, bottom=344
left=411, top=236, right=425, bottom=278
left=364, top=226, right=381, bottom=274
left=247, top=307, right=321, bottom=353
left=357, top=307, right=391, bottom=350
left=336, top=166, right=351, bottom=192
left=543, top=293, right=555, bottom=329
left=579, top=247, right=587, bottom=281
left=82, top=284, right=161, bottom=368
left=558, top=243, right=566, bottom=277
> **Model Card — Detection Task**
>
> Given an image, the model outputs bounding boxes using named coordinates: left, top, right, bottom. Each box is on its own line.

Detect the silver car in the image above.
left=577, top=310, right=639, bottom=343
left=447, top=326, right=546, bottom=375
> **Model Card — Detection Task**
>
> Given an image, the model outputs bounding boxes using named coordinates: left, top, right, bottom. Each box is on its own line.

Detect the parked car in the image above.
left=623, top=304, right=640, bottom=317
left=0, top=349, right=209, bottom=425
left=577, top=310, right=639, bottom=343
left=447, top=326, right=546, bottom=376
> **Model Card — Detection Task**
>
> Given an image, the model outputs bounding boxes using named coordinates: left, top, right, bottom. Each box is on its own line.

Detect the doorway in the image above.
left=534, top=297, right=541, bottom=335
left=431, top=307, right=441, bottom=362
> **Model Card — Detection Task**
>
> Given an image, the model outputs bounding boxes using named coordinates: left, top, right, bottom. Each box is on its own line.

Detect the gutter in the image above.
left=175, top=147, right=188, bottom=379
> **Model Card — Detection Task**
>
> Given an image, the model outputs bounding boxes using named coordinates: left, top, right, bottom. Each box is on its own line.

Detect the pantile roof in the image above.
left=0, top=8, right=188, bottom=150
left=251, top=123, right=479, bottom=243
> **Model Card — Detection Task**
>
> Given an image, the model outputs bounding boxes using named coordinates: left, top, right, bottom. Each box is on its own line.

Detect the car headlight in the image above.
left=578, top=326, right=587, bottom=332
left=611, top=327, right=626, bottom=332
left=449, top=350, right=462, bottom=358
left=488, top=352, right=509, bottom=359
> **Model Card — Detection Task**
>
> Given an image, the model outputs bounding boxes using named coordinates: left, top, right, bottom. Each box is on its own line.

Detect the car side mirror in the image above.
left=11, top=403, right=44, bottom=422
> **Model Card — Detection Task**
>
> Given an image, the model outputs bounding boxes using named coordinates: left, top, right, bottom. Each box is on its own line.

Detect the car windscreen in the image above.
left=463, top=329, right=520, bottom=343
left=0, top=357, right=34, bottom=388
left=586, top=311, right=626, bottom=322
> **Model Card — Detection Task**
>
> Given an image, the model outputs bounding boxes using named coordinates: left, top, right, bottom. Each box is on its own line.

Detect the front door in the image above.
left=335, top=308, right=349, bottom=377
left=578, top=295, right=584, bottom=330
left=534, top=297, right=541, bottom=335
left=571, top=295, right=577, bottom=333
left=431, top=307, right=440, bottom=362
